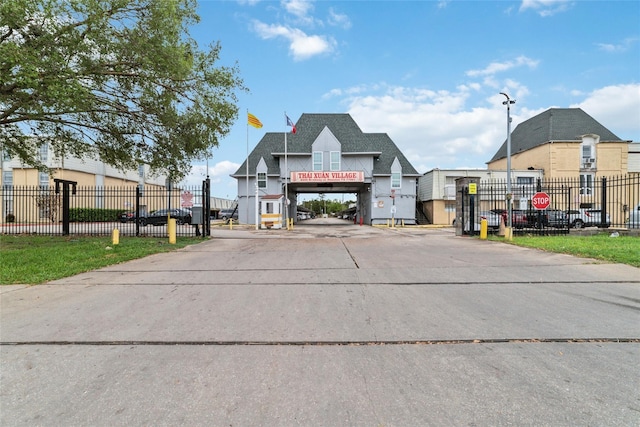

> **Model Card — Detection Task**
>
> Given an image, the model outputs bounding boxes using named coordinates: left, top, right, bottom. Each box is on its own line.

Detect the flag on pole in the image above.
left=248, top=112, right=263, bottom=128
left=286, top=114, right=296, bottom=134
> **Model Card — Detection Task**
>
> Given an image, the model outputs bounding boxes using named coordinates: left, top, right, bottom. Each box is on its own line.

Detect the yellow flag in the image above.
left=248, top=112, right=263, bottom=128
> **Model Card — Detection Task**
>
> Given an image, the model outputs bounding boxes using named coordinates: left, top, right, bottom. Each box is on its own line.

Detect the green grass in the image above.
left=493, top=233, right=640, bottom=267
left=0, top=235, right=203, bottom=285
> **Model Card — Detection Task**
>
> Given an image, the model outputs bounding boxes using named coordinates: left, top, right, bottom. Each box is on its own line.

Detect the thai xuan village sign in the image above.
left=290, top=171, right=365, bottom=183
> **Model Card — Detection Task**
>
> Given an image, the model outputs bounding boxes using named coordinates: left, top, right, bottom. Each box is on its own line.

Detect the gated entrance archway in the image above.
left=231, top=114, right=420, bottom=228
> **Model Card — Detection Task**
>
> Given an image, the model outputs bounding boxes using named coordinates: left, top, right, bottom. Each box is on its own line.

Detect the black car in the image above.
left=119, top=210, right=150, bottom=223
left=545, top=209, right=569, bottom=228
left=139, top=208, right=192, bottom=226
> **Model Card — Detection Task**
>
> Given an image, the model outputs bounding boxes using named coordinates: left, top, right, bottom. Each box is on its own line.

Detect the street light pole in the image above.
left=500, top=92, right=515, bottom=232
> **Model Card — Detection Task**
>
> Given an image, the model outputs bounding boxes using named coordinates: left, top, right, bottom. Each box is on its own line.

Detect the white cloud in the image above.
left=596, top=37, right=638, bottom=53
left=330, top=81, right=640, bottom=174
left=519, top=0, right=573, bottom=17
left=342, top=85, right=506, bottom=172
left=282, top=0, right=314, bottom=20
left=252, top=20, right=335, bottom=60
left=181, top=160, right=240, bottom=190
left=571, top=83, right=640, bottom=141
left=327, top=7, right=351, bottom=29
left=466, top=55, right=539, bottom=77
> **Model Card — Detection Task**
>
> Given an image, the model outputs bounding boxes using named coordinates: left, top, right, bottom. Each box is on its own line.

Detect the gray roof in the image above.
left=489, top=108, right=625, bottom=163
left=233, top=113, right=419, bottom=176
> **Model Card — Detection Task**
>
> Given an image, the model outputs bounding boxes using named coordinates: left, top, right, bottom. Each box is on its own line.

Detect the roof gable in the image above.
left=489, top=108, right=625, bottom=163
left=233, top=113, right=418, bottom=176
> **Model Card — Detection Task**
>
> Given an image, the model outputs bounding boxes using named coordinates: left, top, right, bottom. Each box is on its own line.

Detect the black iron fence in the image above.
left=464, top=174, right=639, bottom=235
left=1, top=183, right=209, bottom=237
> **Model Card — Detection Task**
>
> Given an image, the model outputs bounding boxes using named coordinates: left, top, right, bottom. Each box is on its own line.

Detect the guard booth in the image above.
left=260, top=194, right=284, bottom=229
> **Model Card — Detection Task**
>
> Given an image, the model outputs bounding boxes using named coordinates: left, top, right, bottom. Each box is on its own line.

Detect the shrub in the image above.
left=69, top=208, right=123, bottom=222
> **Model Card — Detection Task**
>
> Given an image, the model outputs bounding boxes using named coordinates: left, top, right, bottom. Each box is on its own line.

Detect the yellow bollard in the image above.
left=168, top=218, right=176, bottom=244
left=112, top=228, right=119, bottom=245
left=504, top=226, right=513, bottom=241
left=229, top=218, right=233, bottom=230
left=480, top=218, right=488, bottom=240
left=401, top=219, right=405, bottom=227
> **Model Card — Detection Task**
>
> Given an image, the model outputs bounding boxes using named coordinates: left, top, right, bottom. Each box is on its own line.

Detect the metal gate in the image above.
left=0, top=180, right=211, bottom=238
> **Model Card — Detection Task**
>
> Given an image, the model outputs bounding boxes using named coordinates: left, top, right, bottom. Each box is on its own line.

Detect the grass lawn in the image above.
left=494, top=233, right=640, bottom=268
left=0, top=235, right=203, bottom=285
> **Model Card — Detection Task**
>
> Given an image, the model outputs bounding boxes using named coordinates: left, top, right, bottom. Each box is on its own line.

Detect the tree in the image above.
left=0, top=0, right=245, bottom=179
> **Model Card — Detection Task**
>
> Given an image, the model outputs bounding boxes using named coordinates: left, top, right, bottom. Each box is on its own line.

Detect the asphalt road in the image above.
left=2, top=218, right=639, bottom=426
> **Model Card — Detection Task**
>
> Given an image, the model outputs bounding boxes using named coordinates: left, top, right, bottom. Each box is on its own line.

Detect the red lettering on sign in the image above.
left=531, top=192, right=551, bottom=210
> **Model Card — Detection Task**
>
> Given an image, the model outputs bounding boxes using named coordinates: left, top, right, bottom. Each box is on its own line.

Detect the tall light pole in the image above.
left=500, top=92, right=515, bottom=231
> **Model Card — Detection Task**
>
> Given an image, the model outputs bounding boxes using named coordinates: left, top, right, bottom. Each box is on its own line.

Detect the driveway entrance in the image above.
left=2, top=226, right=638, bottom=425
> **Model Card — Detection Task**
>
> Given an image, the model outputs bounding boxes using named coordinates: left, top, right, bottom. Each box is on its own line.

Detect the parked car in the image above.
left=545, top=209, right=569, bottom=228
left=625, top=203, right=640, bottom=229
left=566, top=209, right=611, bottom=228
left=493, top=209, right=530, bottom=229
left=478, top=211, right=502, bottom=229
left=219, top=207, right=238, bottom=221
left=139, top=208, right=192, bottom=226
left=118, top=210, right=140, bottom=223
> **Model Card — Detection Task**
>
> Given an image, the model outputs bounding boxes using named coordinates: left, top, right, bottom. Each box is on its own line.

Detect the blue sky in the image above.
left=181, top=0, right=640, bottom=199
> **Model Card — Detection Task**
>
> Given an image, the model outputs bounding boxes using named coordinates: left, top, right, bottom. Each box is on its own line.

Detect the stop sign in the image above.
left=531, top=192, right=550, bottom=210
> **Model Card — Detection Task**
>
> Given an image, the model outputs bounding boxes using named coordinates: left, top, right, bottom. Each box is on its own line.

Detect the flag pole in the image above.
left=284, top=112, right=288, bottom=229
left=246, top=109, right=249, bottom=225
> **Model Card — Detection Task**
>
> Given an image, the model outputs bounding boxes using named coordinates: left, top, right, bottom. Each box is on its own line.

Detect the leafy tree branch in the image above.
left=0, top=0, right=246, bottom=179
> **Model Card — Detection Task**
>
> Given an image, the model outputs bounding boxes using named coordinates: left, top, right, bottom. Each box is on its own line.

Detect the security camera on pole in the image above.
left=500, top=92, right=515, bottom=240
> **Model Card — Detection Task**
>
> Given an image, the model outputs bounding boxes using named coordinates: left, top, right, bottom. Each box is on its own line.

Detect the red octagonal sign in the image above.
left=532, top=192, right=550, bottom=210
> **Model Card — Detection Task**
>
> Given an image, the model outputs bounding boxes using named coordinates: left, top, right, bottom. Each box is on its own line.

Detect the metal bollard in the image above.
left=168, top=218, right=176, bottom=244
left=480, top=218, right=488, bottom=240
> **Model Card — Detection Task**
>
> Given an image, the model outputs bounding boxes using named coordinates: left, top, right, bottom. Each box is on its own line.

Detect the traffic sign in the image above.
left=181, top=191, right=194, bottom=208
left=531, top=192, right=550, bottom=210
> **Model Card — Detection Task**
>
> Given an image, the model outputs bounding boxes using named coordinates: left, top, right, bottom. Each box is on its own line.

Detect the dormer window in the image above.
left=330, top=151, right=340, bottom=171
left=391, top=157, right=402, bottom=189
left=257, top=172, right=266, bottom=188
left=313, top=151, right=323, bottom=171
left=391, top=172, right=401, bottom=189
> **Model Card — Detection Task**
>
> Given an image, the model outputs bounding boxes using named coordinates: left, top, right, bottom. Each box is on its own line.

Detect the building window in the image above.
left=2, top=170, right=13, bottom=188
left=257, top=172, right=266, bottom=188
left=391, top=172, right=401, bottom=189
left=516, top=176, right=533, bottom=185
left=39, top=172, right=49, bottom=188
left=444, top=184, right=456, bottom=200
left=313, top=151, right=323, bottom=171
left=330, top=151, right=340, bottom=171
left=39, top=143, right=48, bottom=162
left=580, top=173, right=594, bottom=195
